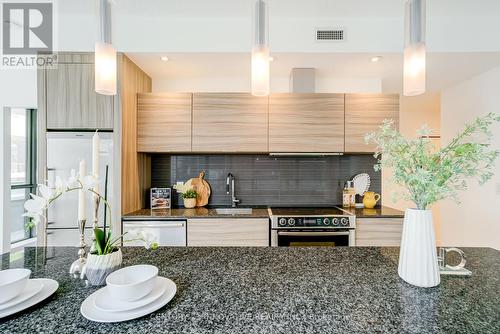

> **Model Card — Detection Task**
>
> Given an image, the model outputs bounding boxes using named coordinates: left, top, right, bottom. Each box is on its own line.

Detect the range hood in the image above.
left=289, top=68, right=316, bottom=93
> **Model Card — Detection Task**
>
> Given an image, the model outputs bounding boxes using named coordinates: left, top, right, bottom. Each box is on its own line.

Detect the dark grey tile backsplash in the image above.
left=151, top=154, right=381, bottom=207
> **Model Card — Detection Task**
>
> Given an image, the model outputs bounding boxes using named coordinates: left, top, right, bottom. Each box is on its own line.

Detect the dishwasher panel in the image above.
left=122, top=220, right=187, bottom=247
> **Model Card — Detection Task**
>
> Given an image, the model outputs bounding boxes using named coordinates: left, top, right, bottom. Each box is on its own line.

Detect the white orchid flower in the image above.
left=81, top=175, right=98, bottom=191
left=54, top=176, right=65, bottom=193
left=23, top=192, right=49, bottom=227
left=67, top=169, right=79, bottom=188
left=125, top=229, right=158, bottom=250
left=38, top=184, right=57, bottom=201
left=22, top=211, right=43, bottom=226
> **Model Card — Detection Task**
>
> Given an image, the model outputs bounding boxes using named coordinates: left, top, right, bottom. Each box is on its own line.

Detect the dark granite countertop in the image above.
left=123, top=207, right=270, bottom=220
left=341, top=205, right=405, bottom=218
left=122, top=206, right=404, bottom=220
left=2, top=246, right=499, bottom=333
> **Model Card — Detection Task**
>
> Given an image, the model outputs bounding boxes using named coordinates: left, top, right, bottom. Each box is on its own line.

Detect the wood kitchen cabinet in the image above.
left=345, top=94, right=399, bottom=152
left=137, top=93, right=192, bottom=152
left=192, top=93, right=268, bottom=152
left=269, top=93, right=345, bottom=152
left=187, top=218, right=269, bottom=246
left=355, top=218, right=403, bottom=246
left=45, top=63, right=114, bottom=130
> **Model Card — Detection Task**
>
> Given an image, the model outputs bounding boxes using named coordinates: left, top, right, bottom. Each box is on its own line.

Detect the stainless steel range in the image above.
left=269, top=207, right=356, bottom=247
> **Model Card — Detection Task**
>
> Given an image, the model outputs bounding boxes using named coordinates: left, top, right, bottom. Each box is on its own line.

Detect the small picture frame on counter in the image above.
left=151, top=188, right=171, bottom=209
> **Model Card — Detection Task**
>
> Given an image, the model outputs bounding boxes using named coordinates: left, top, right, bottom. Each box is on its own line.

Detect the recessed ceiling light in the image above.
left=371, top=56, right=383, bottom=63
left=160, top=56, right=169, bottom=62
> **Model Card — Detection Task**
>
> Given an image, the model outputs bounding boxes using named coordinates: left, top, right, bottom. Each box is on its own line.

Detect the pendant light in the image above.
left=95, top=0, right=116, bottom=96
left=403, top=0, right=426, bottom=96
left=251, top=0, right=270, bottom=96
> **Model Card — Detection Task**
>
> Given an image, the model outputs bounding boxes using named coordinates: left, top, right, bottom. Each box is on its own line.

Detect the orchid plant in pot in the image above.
left=24, top=172, right=158, bottom=286
left=365, top=113, right=499, bottom=287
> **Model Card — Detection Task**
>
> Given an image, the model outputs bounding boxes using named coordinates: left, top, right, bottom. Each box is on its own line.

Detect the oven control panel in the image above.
left=275, top=216, right=354, bottom=229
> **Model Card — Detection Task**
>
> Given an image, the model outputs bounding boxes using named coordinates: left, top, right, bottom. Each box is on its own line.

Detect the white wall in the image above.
left=381, top=92, right=441, bottom=242
left=0, top=69, right=38, bottom=253
left=440, top=66, right=500, bottom=250
left=153, top=77, right=381, bottom=93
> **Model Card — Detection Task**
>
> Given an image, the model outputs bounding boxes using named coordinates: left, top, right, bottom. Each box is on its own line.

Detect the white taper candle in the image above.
left=78, top=159, right=87, bottom=221
left=92, top=131, right=100, bottom=195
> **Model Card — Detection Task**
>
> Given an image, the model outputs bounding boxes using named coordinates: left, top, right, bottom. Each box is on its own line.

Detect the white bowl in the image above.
left=0, top=268, right=31, bottom=304
left=105, top=265, right=158, bottom=302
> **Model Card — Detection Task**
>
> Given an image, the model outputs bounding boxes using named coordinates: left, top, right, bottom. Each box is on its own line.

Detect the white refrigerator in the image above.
left=46, top=132, right=114, bottom=246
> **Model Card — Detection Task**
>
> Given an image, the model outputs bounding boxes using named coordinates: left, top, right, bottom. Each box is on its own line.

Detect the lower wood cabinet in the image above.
left=355, top=218, right=403, bottom=246
left=187, top=218, right=269, bottom=247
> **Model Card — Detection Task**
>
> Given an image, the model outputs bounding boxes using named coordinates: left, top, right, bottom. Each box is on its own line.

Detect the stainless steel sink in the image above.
left=215, top=208, right=253, bottom=215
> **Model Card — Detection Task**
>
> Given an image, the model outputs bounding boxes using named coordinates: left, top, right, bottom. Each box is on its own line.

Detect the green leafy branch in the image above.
left=365, top=113, right=500, bottom=210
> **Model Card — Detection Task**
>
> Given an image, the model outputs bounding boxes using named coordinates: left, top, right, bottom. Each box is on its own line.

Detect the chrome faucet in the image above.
left=226, top=173, right=240, bottom=207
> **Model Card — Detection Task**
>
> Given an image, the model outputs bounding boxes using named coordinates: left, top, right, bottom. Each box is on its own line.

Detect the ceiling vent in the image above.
left=315, top=28, right=345, bottom=42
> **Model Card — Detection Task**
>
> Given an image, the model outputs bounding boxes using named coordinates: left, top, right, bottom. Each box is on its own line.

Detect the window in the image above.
left=10, top=108, right=36, bottom=244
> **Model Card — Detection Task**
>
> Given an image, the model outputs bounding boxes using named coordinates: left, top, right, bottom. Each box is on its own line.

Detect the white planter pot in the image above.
left=398, top=209, right=440, bottom=288
left=83, top=248, right=122, bottom=286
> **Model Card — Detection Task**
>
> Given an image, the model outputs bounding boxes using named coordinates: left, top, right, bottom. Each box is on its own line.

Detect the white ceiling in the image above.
left=127, top=52, right=500, bottom=93
left=55, top=1, right=500, bottom=53
left=106, top=0, right=500, bottom=18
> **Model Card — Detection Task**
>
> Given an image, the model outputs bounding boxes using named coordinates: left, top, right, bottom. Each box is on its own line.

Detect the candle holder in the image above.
left=89, top=195, right=100, bottom=253
left=69, top=219, right=87, bottom=276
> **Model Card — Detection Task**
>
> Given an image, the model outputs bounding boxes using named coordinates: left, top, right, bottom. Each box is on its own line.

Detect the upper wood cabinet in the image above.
left=269, top=93, right=345, bottom=153
left=45, top=63, right=114, bottom=130
left=192, top=93, right=268, bottom=152
left=137, top=93, right=192, bottom=152
left=345, top=94, right=399, bottom=152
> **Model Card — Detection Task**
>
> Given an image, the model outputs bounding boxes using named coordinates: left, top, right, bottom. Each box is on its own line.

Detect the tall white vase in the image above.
left=398, top=209, right=440, bottom=288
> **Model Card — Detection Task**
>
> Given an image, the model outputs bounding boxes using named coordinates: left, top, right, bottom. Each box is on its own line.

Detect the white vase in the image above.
left=83, top=248, right=122, bottom=286
left=398, top=209, right=440, bottom=288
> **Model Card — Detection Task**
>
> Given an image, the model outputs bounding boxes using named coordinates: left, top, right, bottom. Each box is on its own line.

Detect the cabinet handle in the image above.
left=124, top=223, right=185, bottom=228
left=277, top=231, right=350, bottom=237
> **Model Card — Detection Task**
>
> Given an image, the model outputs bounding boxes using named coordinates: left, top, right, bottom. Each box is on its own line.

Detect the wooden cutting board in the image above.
left=186, top=171, right=211, bottom=206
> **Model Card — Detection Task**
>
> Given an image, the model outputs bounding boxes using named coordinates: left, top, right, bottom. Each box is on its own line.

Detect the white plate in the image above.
left=81, top=277, right=176, bottom=323
left=0, top=279, right=44, bottom=311
left=0, top=278, right=59, bottom=319
left=352, top=173, right=371, bottom=196
left=94, top=277, right=166, bottom=312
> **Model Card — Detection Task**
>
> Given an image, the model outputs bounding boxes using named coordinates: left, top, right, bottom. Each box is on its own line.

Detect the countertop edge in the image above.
left=122, top=206, right=404, bottom=220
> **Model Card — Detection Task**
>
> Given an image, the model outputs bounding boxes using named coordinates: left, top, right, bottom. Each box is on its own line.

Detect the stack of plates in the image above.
left=81, top=265, right=176, bottom=323
left=0, top=269, right=59, bottom=319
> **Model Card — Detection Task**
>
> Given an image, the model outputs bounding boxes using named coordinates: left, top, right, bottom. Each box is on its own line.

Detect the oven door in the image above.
left=275, top=230, right=354, bottom=247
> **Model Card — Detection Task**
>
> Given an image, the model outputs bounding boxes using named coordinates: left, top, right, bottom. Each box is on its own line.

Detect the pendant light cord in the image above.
left=99, top=0, right=112, bottom=44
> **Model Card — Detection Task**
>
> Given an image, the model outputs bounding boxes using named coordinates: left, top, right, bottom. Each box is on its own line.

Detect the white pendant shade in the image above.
left=95, top=42, right=117, bottom=96
left=251, top=0, right=270, bottom=96
left=403, top=42, right=426, bottom=96
left=251, top=45, right=270, bottom=97
left=403, top=0, right=426, bottom=96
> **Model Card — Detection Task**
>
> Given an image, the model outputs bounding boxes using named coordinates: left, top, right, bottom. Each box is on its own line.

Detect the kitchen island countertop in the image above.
left=1, top=246, right=498, bottom=334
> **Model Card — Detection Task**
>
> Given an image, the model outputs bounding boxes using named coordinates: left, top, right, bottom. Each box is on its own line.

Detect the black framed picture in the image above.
left=150, top=188, right=171, bottom=209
